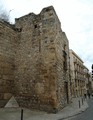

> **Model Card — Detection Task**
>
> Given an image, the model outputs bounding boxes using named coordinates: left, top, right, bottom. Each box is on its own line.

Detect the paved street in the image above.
left=64, top=97, right=93, bottom=120
left=0, top=97, right=88, bottom=120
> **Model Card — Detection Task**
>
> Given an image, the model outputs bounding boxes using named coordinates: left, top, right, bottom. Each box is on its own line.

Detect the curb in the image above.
left=58, top=104, right=89, bottom=120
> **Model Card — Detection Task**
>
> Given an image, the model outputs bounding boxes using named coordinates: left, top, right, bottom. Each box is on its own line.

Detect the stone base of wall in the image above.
left=15, top=96, right=59, bottom=113
left=0, top=100, right=8, bottom=108
left=0, top=93, right=12, bottom=108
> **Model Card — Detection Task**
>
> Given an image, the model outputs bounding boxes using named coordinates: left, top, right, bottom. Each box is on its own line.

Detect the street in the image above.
left=0, top=97, right=89, bottom=120
left=64, top=97, right=93, bottom=120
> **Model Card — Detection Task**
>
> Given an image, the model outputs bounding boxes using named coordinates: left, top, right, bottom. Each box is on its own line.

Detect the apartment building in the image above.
left=69, top=49, right=86, bottom=97
left=84, top=66, right=93, bottom=94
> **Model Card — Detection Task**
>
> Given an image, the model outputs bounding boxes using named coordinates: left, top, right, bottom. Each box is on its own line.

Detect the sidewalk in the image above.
left=0, top=97, right=88, bottom=120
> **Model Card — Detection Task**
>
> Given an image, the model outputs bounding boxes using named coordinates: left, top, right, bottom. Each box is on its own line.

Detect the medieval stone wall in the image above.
left=54, top=26, right=70, bottom=109
left=0, top=21, right=18, bottom=101
left=14, top=6, right=70, bottom=112
left=0, top=6, right=70, bottom=112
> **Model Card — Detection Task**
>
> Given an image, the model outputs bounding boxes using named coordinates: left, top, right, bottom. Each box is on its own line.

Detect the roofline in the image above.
left=70, top=49, right=84, bottom=63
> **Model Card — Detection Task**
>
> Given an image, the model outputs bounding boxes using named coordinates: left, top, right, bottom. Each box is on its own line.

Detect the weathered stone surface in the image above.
left=0, top=6, right=70, bottom=112
left=5, top=96, right=19, bottom=108
left=0, top=21, right=18, bottom=102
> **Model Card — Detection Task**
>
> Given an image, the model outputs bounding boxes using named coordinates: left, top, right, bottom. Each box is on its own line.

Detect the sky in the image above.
left=0, top=0, right=93, bottom=71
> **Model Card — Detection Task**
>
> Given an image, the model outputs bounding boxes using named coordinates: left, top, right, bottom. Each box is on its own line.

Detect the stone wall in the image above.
left=14, top=6, right=70, bottom=112
left=0, top=21, right=18, bottom=101
left=54, top=29, right=70, bottom=110
left=0, top=6, right=70, bottom=112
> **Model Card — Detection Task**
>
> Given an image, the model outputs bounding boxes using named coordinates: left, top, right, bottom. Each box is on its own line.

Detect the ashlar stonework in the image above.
left=0, top=6, right=70, bottom=113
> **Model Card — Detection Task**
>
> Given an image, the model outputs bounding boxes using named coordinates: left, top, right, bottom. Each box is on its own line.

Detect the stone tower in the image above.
left=0, top=6, right=70, bottom=112
left=14, top=6, right=70, bottom=112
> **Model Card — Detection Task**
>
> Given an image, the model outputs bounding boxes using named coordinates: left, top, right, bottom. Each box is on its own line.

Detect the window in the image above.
left=34, top=24, right=37, bottom=28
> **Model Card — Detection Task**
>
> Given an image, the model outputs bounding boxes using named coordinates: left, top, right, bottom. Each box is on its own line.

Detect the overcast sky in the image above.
left=0, top=0, right=93, bottom=71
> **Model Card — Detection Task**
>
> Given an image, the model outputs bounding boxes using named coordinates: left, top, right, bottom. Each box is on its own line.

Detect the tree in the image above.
left=0, top=4, right=9, bottom=22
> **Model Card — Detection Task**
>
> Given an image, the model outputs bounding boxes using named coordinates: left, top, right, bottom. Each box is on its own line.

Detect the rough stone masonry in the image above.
left=0, top=6, right=70, bottom=113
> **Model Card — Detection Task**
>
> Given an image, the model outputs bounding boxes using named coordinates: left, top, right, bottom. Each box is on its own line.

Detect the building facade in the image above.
left=69, top=49, right=86, bottom=97
left=84, top=66, right=93, bottom=95
left=0, top=6, right=70, bottom=112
